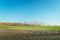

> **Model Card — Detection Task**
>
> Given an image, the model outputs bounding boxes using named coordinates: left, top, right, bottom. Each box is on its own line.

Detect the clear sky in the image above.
left=0, top=0, right=60, bottom=25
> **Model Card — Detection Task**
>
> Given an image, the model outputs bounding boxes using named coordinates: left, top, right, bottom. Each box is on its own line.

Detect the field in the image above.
left=0, top=26, right=60, bottom=30
left=0, top=26, right=60, bottom=40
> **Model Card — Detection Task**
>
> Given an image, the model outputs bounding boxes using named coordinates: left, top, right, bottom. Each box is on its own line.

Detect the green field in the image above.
left=0, top=26, right=60, bottom=30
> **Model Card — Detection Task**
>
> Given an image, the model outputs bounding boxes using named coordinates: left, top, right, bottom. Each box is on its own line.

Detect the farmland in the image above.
left=0, top=28, right=60, bottom=40
left=0, top=26, right=60, bottom=40
left=0, top=26, right=60, bottom=30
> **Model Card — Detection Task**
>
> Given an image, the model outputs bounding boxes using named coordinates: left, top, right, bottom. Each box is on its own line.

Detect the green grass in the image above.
left=0, top=26, right=60, bottom=30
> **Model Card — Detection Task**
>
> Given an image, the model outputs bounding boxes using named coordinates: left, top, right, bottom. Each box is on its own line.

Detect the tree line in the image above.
left=0, top=22, right=41, bottom=26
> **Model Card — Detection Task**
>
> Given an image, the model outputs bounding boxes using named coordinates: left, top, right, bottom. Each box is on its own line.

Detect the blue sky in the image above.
left=0, top=0, right=60, bottom=25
